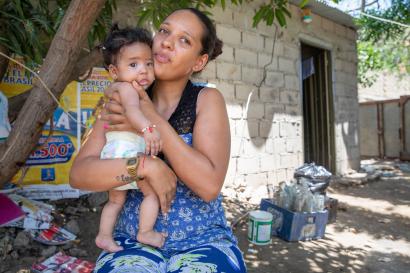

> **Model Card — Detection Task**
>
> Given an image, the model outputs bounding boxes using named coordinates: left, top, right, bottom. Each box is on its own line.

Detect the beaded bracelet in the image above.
left=141, top=124, right=157, bottom=133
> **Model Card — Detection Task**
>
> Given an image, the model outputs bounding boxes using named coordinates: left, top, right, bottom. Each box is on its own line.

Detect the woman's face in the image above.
left=152, top=10, right=208, bottom=81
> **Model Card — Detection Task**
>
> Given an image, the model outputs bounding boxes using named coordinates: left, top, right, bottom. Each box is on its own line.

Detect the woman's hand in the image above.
left=101, top=83, right=133, bottom=131
left=131, top=81, right=156, bottom=115
left=139, top=155, right=177, bottom=214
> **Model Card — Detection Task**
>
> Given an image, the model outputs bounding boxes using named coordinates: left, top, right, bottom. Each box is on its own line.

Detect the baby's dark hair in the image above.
left=177, top=8, right=223, bottom=61
left=100, top=24, right=152, bottom=70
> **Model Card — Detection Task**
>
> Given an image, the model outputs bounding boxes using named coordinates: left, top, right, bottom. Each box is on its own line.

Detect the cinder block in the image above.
left=283, top=45, right=300, bottom=59
left=235, top=48, right=258, bottom=66
left=229, top=119, right=237, bottom=137
left=265, top=138, right=274, bottom=154
left=259, top=86, right=280, bottom=102
left=258, top=53, right=278, bottom=69
left=274, top=138, right=287, bottom=154
left=285, top=104, right=302, bottom=116
left=200, top=61, right=216, bottom=79
left=243, top=138, right=266, bottom=155
left=225, top=158, right=237, bottom=178
left=242, top=31, right=264, bottom=50
left=267, top=171, right=279, bottom=185
left=242, top=66, right=264, bottom=85
left=235, top=119, right=259, bottom=139
left=216, top=25, right=241, bottom=45
left=237, top=157, right=260, bottom=174
left=286, top=138, right=302, bottom=153
left=226, top=103, right=243, bottom=119
left=276, top=168, right=287, bottom=182
left=217, top=80, right=235, bottom=100
left=230, top=136, right=242, bottom=156
left=247, top=102, right=265, bottom=119
left=233, top=11, right=253, bottom=30
left=278, top=57, right=296, bottom=74
left=279, top=122, right=289, bottom=137
left=322, top=17, right=335, bottom=32
left=285, top=75, right=300, bottom=91
left=279, top=153, right=298, bottom=169
left=264, top=38, right=284, bottom=55
left=219, top=45, right=234, bottom=63
left=335, top=23, right=347, bottom=38
left=260, top=154, right=277, bottom=172
left=265, top=71, right=285, bottom=88
left=265, top=103, right=285, bottom=118
left=235, top=83, right=255, bottom=100
left=246, top=172, right=269, bottom=187
left=334, top=59, right=344, bottom=71
left=280, top=90, right=299, bottom=104
left=216, top=62, right=241, bottom=81
left=259, top=121, right=279, bottom=139
left=211, top=6, right=234, bottom=25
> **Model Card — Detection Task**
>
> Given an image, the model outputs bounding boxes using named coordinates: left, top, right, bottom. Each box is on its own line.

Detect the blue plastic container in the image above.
left=260, top=198, right=328, bottom=242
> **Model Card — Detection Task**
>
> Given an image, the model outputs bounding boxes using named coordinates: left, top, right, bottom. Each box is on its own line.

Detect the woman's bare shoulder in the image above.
left=196, top=87, right=226, bottom=113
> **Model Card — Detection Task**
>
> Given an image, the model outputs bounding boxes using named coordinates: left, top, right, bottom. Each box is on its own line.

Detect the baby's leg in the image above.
left=96, top=190, right=126, bottom=252
left=137, top=181, right=165, bottom=248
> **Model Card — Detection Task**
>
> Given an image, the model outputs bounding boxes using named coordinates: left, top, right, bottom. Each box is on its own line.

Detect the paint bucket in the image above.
left=247, top=210, right=273, bottom=245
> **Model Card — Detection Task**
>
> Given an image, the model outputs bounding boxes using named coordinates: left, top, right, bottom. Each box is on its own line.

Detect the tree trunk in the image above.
left=0, top=0, right=106, bottom=185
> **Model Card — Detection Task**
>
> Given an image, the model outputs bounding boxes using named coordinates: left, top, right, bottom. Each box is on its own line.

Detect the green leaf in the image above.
left=252, top=6, right=265, bottom=28
left=14, top=0, right=25, bottom=18
left=137, top=9, right=152, bottom=26
left=275, top=8, right=286, bottom=27
left=282, top=7, right=291, bottom=18
left=265, top=8, right=274, bottom=25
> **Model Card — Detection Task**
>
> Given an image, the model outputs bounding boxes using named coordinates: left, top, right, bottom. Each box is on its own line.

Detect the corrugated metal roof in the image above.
left=290, top=0, right=358, bottom=30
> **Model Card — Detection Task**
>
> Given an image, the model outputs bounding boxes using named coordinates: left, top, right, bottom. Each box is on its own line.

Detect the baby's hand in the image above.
left=142, top=126, right=162, bottom=155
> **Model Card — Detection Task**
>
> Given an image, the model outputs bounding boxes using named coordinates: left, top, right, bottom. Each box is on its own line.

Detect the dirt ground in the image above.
left=235, top=172, right=410, bottom=273
left=2, top=161, right=410, bottom=273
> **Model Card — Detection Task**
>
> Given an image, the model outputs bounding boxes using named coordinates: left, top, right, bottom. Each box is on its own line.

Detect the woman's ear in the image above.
left=108, top=64, right=118, bottom=80
left=192, top=54, right=209, bottom=73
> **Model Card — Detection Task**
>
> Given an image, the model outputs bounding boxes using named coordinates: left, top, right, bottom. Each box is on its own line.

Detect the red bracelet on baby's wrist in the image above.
left=141, top=124, right=156, bottom=133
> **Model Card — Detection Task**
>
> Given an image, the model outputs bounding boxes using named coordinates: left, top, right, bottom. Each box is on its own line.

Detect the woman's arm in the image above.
left=69, top=116, right=132, bottom=191
left=69, top=107, right=177, bottom=213
left=137, top=86, right=230, bottom=202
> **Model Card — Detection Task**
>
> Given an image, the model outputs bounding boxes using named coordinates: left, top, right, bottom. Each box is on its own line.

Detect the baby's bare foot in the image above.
left=137, top=230, right=165, bottom=248
left=95, top=234, right=123, bottom=252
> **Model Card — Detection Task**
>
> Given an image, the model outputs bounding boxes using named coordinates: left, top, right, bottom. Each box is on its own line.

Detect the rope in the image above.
left=0, top=52, right=86, bottom=127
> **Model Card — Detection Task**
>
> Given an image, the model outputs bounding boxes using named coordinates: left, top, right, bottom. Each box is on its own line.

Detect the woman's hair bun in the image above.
left=209, top=38, right=223, bottom=61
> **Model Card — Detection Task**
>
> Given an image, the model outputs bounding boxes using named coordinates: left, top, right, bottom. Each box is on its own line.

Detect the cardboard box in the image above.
left=260, top=198, right=328, bottom=241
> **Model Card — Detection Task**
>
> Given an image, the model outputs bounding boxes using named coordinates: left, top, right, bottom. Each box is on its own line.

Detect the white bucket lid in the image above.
left=249, top=210, right=273, bottom=221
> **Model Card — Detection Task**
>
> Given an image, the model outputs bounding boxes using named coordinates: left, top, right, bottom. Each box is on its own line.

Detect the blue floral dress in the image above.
left=94, top=81, right=247, bottom=273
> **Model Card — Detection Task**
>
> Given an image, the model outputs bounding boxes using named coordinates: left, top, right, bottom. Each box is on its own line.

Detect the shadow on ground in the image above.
left=227, top=175, right=410, bottom=273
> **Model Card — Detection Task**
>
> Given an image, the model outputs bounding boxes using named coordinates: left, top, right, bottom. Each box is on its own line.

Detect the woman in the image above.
left=70, top=8, right=247, bottom=273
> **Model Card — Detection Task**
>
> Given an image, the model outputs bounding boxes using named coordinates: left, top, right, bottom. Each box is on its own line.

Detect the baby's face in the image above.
left=114, top=42, right=155, bottom=89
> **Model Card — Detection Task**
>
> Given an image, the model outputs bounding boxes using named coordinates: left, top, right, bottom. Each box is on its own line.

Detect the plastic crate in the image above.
left=260, top=198, right=328, bottom=242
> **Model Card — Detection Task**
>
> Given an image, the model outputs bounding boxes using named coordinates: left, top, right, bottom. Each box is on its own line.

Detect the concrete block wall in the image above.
left=194, top=2, right=360, bottom=194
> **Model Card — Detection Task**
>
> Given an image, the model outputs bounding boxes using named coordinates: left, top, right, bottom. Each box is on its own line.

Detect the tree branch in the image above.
left=71, top=47, right=103, bottom=81
left=0, top=0, right=107, bottom=185
left=348, top=0, right=379, bottom=13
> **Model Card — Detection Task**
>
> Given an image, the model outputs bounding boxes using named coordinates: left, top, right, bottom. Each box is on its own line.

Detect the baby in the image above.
left=95, top=25, right=164, bottom=252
